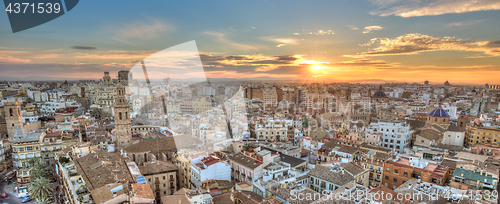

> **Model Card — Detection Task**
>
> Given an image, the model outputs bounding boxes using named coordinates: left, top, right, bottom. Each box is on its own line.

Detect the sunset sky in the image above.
left=0, top=0, right=499, bottom=85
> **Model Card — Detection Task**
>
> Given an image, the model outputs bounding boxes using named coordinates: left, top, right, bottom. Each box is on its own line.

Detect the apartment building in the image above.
left=360, top=151, right=390, bottom=187
left=365, top=120, right=412, bottom=153
left=11, top=127, right=42, bottom=183
left=382, top=156, right=449, bottom=190
left=451, top=161, right=498, bottom=191
left=190, top=155, right=231, bottom=189
left=308, top=164, right=355, bottom=193
left=40, top=131, right=79, bottom=167
left=227, top=149, right=277, bottom=183
left=341, top=162, right=370, bottom=187
left=255, top=120, right=288, bottom=142
left=173, top=150, right=192, bottom=189
left=140, top=161, right=178, bottom=200
left=466, top=126, right=500, bottom=147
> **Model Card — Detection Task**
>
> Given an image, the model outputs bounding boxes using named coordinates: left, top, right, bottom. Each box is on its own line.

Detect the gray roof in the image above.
left=10, top=127, right=41, bottom=143
left=308, top=165, right=354, bottom=186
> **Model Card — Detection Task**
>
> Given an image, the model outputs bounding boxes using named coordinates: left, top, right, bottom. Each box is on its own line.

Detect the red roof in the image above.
left=300, top=148, right=312, bottom=154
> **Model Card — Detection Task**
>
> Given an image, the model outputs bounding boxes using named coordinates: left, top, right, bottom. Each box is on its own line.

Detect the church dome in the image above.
left=427, top=108, right=451, bottom=117
left=372, top=85, right=388, bottom=98
left=372, top=91, right=387, bottom=98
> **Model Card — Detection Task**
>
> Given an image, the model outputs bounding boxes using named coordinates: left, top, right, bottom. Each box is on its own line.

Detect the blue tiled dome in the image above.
left=427, top=108, right=451, bottom=117
left=372, top=91, right=387, bottom=98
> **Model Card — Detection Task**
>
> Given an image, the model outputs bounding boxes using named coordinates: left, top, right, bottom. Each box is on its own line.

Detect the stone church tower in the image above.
left=3, top=101, right=23, bottom=139
left=114, top=85, right=132, bottom=150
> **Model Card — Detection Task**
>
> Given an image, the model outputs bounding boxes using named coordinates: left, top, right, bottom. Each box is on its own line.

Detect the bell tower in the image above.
left=114, top=85, right=132, bottom=150
left=4, top=101, right=23, bottom=139
left=458, top=111, right=468, bottom=129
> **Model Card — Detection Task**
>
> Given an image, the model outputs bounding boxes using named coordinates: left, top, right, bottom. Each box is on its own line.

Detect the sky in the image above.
left=0, top=0, right=499, bottom=85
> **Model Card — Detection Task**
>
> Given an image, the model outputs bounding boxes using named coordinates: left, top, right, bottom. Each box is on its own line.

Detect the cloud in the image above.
left=370, top=0, right=500, bottom=17
left=109, top=18, right=171, bottom=42
left=263, top=37, right=300, bottom=48
left=297, top=30, right=334, bottom=35
left=0, top=56, right=31, bottom=64
left=200, top=54, right=325, bottom=73
left=70, top=46, right=97, bottom=50
left=363, top=26, right=383, bottom=34
left=345, top=33, right=500, bottom=58
left=347, top=25, right=359, bottom=31
left=204, top=31, right=259, bottom=51
left=445, top=20, right=484, bottom=27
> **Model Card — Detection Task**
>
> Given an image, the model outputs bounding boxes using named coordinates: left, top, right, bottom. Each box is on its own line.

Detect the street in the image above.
left=0, top=180, right=35, bottom=204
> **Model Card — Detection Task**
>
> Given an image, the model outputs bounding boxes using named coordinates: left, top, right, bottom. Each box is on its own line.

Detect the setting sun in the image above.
left=311, top=64, right=325, bottom=71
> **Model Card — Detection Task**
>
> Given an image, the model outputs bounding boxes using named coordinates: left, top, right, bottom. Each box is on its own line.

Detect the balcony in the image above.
left=356, top=180, right=362, bottom=184
left=370, top=168, right=374, bottom=172
left=369, top=177, right=373, bottom=180
left=376, top=170, right=381, bottom=174
left=375, top=178, right=380, bottom=182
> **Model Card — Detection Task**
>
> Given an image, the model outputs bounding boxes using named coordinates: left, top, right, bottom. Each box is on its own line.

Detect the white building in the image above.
left=442, top=125, right=465, bottom=146
left=190, top=155, right=231, bottom=189
left=365, top=120, right=412, bottom=153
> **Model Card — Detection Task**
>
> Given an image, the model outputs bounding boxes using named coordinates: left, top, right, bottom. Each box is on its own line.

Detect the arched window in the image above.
left=125, top=112, right=128, bottom=119
left=9, top=108, right=13, bottom=116
left=133, top=154, right=135, bottom=161
left=119, top=112, right=122, bottom=120
left=144, top=153, right=148, bottom=162
left=443, top=119, right=445, bottom=122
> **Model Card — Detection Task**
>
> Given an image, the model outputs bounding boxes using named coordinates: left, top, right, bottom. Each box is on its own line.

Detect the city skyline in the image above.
left=1, top=0, right=500, bottom=84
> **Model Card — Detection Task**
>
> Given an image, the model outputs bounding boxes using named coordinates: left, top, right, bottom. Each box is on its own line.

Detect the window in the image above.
left=27, top=146, right=33, bottom=151
left=394, top=169, right=398, bottom=174
left=386, top=168, right=390, bottom=172
left=385, top=175, right=389, bottom=180
left=163, top=176, right=166, bottom=180
left=393, top=178, right=397, bottom=182
left=163, top=184, right=166, bottom=187
left=404, top=172, right=408, bottom=177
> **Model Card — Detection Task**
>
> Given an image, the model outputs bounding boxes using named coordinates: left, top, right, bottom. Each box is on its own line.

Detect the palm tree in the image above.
left=35, top=197, right=53, bottom=204
left=28, top=158, right=39, bottom=167
left=29, top=158, right=52, bottom=181
left=29, top=177, right=54, bottom=201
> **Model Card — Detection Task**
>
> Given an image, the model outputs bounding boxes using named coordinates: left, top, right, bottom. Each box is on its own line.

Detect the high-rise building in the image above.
left=425, top=80, right=429, bottom=85
left=114, top=85, right=132, bottom=150
left=118, top=70, right=130, bottom=85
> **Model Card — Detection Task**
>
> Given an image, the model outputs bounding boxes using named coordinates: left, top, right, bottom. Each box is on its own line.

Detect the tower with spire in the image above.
left=114, top=85, right=132, bottom=150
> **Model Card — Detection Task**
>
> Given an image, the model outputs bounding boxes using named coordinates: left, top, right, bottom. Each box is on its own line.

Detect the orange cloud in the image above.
left=370, top=0, right=500, bottom=17
left=345, top=33, right=500, bottom=58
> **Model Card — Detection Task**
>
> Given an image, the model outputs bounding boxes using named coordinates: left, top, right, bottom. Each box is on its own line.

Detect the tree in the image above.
left=28, top=158, right=38, bottom=167
left=29, top=158, right=52, bottom=182
left=35, top=197, right=53, bottom=204
left=58, top=157, right=70, bottom=164
left=29, top=177, right=54, bottom=201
